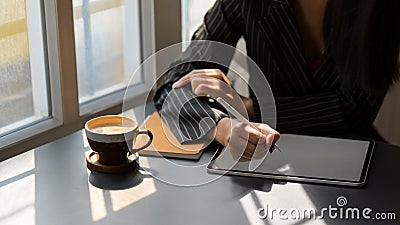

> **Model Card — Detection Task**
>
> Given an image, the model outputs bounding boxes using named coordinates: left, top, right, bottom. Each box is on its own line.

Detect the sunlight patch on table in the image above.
left=239, top=191, right=265, bottom=225
left=0, top=150, right=34, bottom=181
left=82, top=129, right=89, bottom=148
left=110, top=178, right=156, bottom=211
left=87, top=179, right=107, bottom=222
left=255, top=183, right=327, bottom=225
left=0, top=151, right=35, bottom=225
left=87, top=158, right=156, bottom=221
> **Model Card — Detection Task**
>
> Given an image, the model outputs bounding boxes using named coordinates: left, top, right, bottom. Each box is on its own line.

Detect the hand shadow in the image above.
left=231, top=176, right=273, bottom=192
left=229, top=176, right=288, bottom=199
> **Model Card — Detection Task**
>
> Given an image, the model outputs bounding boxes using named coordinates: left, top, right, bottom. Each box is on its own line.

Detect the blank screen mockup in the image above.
left=209, top=134, right=372, bottom=182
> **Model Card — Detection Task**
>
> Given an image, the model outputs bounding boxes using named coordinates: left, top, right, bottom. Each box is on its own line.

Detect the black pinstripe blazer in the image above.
left=154, top=0, right=385, bottom=143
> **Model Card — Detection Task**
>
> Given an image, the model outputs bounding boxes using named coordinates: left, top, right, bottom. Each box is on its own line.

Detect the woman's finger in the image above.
left=172, top=73, right=193, bottom=88
left=189, top=69, right=226, bottom=81
left=191, top=77, right=216, bottom=96
left=252, top=134, right=272, bottom=158
left=239, top=157, right=251, bottom=162
left=191, top=76, right=233, bottom=97
left=240, top=138, right=259, bottom=157
left=173, top=69, right=230, bottom=88
left=256, top=123, right=280, bottom=142
left=240, top=143, right=268, bottom=162
left=173, top=74, right=216, bottom=90
left=173, top=78, right=192, bottom=89
left=231, top=122, right=259, bottom=145
left=227, top=133, right=251, bottom=160
left=240, top=152, right=254, bottom=161
left=228, top=126, right=272, bottom=162
left=172, top=70, right=206, bottom=88
left=237, top=127, right=262, bottom=145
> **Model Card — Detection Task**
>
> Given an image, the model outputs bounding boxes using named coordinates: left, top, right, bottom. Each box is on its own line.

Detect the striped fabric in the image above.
left=154, top=0, right=385, bottom=143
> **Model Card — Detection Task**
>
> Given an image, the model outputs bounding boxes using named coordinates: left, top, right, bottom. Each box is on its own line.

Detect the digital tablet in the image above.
left=207, top=134, right=375, bottom=187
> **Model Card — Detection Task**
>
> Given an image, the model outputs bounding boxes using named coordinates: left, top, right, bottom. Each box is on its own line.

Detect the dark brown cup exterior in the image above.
left=87, top=139, right=132, bottom=165
left=87, top=130, right=153, bottom=166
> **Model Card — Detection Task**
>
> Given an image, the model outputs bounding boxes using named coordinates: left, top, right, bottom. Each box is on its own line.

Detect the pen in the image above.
left=216, top=97, right=281, bottom=153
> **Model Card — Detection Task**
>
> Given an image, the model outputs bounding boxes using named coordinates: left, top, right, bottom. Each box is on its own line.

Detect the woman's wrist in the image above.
left=214, top=117, right=231, bottom=146
left=214, top=96, right=254, bottom=146
left=240, top=96, right=255, bottom=121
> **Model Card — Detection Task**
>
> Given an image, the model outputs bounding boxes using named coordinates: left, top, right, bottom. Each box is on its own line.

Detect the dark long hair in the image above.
left=324, top=0, right=400, bottom=95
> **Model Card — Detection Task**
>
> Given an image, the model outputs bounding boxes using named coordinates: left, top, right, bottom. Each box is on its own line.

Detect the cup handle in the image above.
left=130, top=130, right=153, bottom=155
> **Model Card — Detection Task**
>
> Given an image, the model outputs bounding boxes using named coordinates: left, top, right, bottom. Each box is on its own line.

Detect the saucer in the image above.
left=86, top=150, right=139, bottom=174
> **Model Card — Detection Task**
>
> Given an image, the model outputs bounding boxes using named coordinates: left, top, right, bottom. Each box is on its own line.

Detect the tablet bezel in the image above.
left=207, top=137, right=375, bottom=187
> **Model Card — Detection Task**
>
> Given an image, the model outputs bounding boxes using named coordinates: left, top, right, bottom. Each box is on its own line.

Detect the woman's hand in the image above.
left=215, top=117, right=280, bottom=162
left=173, top=69, right=278, bottom=161
left=173, top=69, right=235, bottom=101
left=173, top=69, right=253, bottom=118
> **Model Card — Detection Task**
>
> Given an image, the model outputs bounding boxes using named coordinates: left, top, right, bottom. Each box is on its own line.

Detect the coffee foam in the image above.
left=92, top=125, right=135, bottom=135
left=85, top=115, right=138, bottom=143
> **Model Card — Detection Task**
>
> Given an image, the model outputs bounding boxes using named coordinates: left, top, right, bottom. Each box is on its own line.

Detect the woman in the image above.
left=154, top=0, right=400, bottom=160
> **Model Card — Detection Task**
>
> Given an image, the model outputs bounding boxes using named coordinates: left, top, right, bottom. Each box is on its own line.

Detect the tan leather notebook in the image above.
left=135, top=112, right=206, bottom=159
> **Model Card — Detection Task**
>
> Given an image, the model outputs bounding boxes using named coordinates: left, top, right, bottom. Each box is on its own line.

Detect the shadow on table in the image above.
left=88, top=169, right=152, bottom=190
left=84, top=102, right=158, bottom=191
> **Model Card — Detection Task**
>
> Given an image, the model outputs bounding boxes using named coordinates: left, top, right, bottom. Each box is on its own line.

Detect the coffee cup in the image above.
left=84, top=115, right=153, bottom=165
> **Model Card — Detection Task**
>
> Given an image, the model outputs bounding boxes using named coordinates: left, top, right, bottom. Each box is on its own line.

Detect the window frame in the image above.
left=0, top=0, right=156, bottom=160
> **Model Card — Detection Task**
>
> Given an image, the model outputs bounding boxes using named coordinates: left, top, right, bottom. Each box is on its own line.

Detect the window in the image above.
left=0, top=0, right=49, bottom=136
left=72, top=0, right=142, bottom=104
left=181, top=0, right=215, bottom=42
left=0, top=0, right=154, bottom=160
